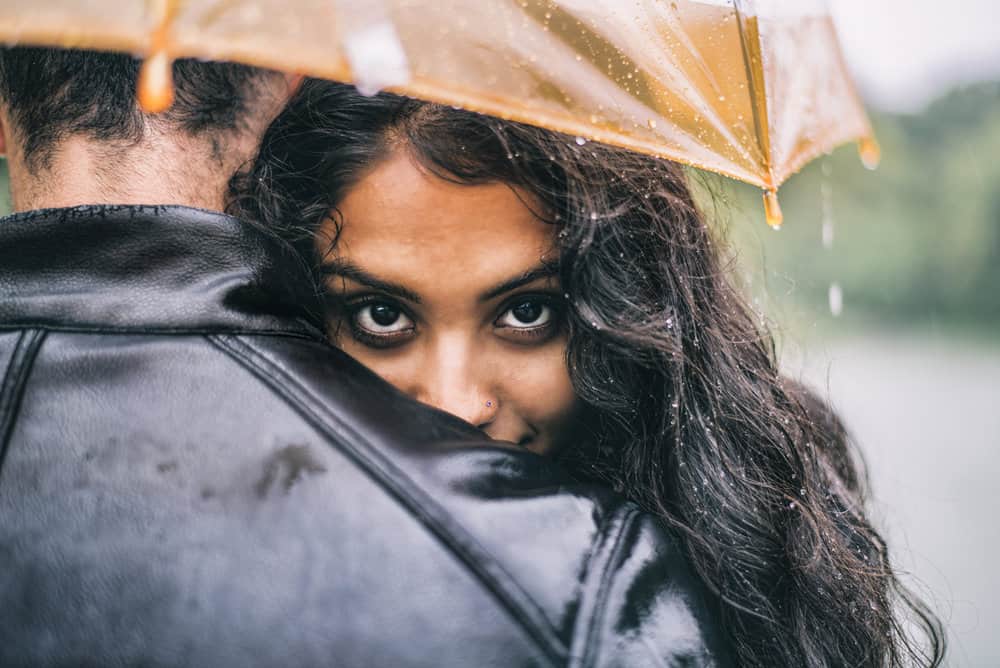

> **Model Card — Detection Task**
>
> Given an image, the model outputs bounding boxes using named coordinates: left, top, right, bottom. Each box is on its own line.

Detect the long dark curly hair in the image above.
left=229, top=79, right=944, bottom=667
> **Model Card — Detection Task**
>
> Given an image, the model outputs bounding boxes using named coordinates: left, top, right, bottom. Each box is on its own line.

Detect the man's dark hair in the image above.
left=0, top=47, right=269, bottom=170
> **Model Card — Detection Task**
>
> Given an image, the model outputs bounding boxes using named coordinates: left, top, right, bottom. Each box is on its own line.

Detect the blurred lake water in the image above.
left=786, top=331, right=1000, bottom=667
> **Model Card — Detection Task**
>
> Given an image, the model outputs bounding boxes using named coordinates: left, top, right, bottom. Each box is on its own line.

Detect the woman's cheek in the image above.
left=504, top=339, right=578, bottom=452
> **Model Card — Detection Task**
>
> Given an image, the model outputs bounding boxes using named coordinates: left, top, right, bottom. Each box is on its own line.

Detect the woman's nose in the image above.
left=411, top=345, right=497, bottom=429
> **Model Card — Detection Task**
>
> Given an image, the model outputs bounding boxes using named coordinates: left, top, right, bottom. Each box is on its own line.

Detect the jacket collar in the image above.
left=0, top=204, right=323, bottom=337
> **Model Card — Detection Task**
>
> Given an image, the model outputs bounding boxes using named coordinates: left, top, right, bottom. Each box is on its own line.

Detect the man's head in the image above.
left=0, top=47, right=297, bottom=212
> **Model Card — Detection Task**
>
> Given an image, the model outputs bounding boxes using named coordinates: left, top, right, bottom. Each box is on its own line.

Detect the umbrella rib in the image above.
left=734, top=1, right=775, bottom=191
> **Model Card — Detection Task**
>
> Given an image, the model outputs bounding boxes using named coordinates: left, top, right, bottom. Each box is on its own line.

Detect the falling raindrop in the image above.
left=821, top=179, right=834, bottom=249
left=828, top=282, right=843, bottom=317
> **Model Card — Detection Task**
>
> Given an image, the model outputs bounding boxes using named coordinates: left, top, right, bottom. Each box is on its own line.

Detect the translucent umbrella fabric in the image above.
left=0, top=0, right=877, bottom=223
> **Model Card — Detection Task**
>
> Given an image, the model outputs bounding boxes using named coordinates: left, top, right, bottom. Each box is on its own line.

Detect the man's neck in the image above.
left=8, top=130, right=249, bottom=213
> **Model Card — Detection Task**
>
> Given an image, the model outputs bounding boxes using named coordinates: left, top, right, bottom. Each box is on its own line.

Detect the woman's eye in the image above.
left=352, top=301, right=414, bottom=335
left=497, top=299, right=553, bottom=329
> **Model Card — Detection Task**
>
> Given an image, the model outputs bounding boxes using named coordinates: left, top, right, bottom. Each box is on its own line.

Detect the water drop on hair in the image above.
left=575, top=136, right=587, bottom=146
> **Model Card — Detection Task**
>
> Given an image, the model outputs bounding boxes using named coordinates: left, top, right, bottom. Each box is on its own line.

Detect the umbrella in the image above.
left=0, top=0, right=878, bottom=227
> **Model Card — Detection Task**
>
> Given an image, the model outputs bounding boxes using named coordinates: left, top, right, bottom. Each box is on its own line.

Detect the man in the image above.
left=0, top=48, right=732, bottom=667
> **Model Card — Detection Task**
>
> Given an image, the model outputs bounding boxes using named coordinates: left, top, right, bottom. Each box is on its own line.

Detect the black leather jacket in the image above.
left=0, top=205, right=733, bottom=667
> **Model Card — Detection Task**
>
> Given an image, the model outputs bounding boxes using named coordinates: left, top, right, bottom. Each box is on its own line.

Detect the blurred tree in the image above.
left=712, top=81, right=1000, bottom=332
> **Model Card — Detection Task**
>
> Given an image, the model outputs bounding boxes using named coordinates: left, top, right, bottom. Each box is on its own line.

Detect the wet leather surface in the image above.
left=0, top=206, right=733, bottom=667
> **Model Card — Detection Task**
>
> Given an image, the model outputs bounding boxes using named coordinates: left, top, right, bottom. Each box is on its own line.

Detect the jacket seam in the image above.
left=207, top=333, right=567, bottom=667
left=575, top=504, right=640, bottom=668
left=0, top=329, right=46, bottom=479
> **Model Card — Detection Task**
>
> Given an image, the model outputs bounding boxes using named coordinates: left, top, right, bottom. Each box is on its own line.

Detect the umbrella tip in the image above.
left=858, top=136, right=881, bottom=170
left=763, top=189, right=783, bottom=230
left=138, top=51, right=174, bottom=114
left=137, top=0, right=177, bottom=114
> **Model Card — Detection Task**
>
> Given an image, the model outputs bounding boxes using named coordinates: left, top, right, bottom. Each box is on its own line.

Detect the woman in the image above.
left=230, top=79, right=944, bottom=667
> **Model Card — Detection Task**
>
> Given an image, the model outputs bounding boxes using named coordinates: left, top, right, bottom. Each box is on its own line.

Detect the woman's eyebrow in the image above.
left=320, top=260, right=422, bottom=303
left=480, top=263, right=559, bottom=302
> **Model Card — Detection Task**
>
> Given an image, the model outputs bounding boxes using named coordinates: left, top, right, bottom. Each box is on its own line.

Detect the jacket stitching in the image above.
left=577, top=505, right=640, bottom=668
left=0, top=329, right=46, bottom=480
left=207, top=333, right=567, bottom=667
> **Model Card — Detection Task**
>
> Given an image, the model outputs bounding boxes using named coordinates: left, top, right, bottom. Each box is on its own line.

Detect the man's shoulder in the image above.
left=0, top=295, right=731, bottom=665
left=1, top=327, right=555, bottom=665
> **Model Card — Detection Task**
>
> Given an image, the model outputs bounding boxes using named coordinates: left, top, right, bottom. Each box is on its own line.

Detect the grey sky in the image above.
left=830, top=0, right=1000, bottom=111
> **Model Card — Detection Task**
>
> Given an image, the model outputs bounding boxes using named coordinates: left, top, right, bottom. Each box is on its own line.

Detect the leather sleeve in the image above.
left=581, top=510, right=735, bottom=668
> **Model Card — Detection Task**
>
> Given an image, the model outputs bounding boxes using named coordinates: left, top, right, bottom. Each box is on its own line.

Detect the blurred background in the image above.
left=0, top=0, right=996, bottom=664
left=703, top=1, right=1000, bottom=665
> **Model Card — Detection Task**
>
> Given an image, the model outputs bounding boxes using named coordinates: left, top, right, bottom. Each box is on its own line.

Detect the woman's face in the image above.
left=317, top=148, right=579, bottom=454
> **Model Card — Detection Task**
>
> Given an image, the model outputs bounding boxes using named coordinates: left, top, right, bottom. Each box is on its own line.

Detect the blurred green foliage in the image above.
left=1, top=82, right=998, bottom=332
left=707, top=81, right=1000, bottom=334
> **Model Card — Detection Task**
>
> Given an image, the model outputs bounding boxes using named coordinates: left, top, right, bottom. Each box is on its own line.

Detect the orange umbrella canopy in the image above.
left=0, top=0, right=877, bottom=226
